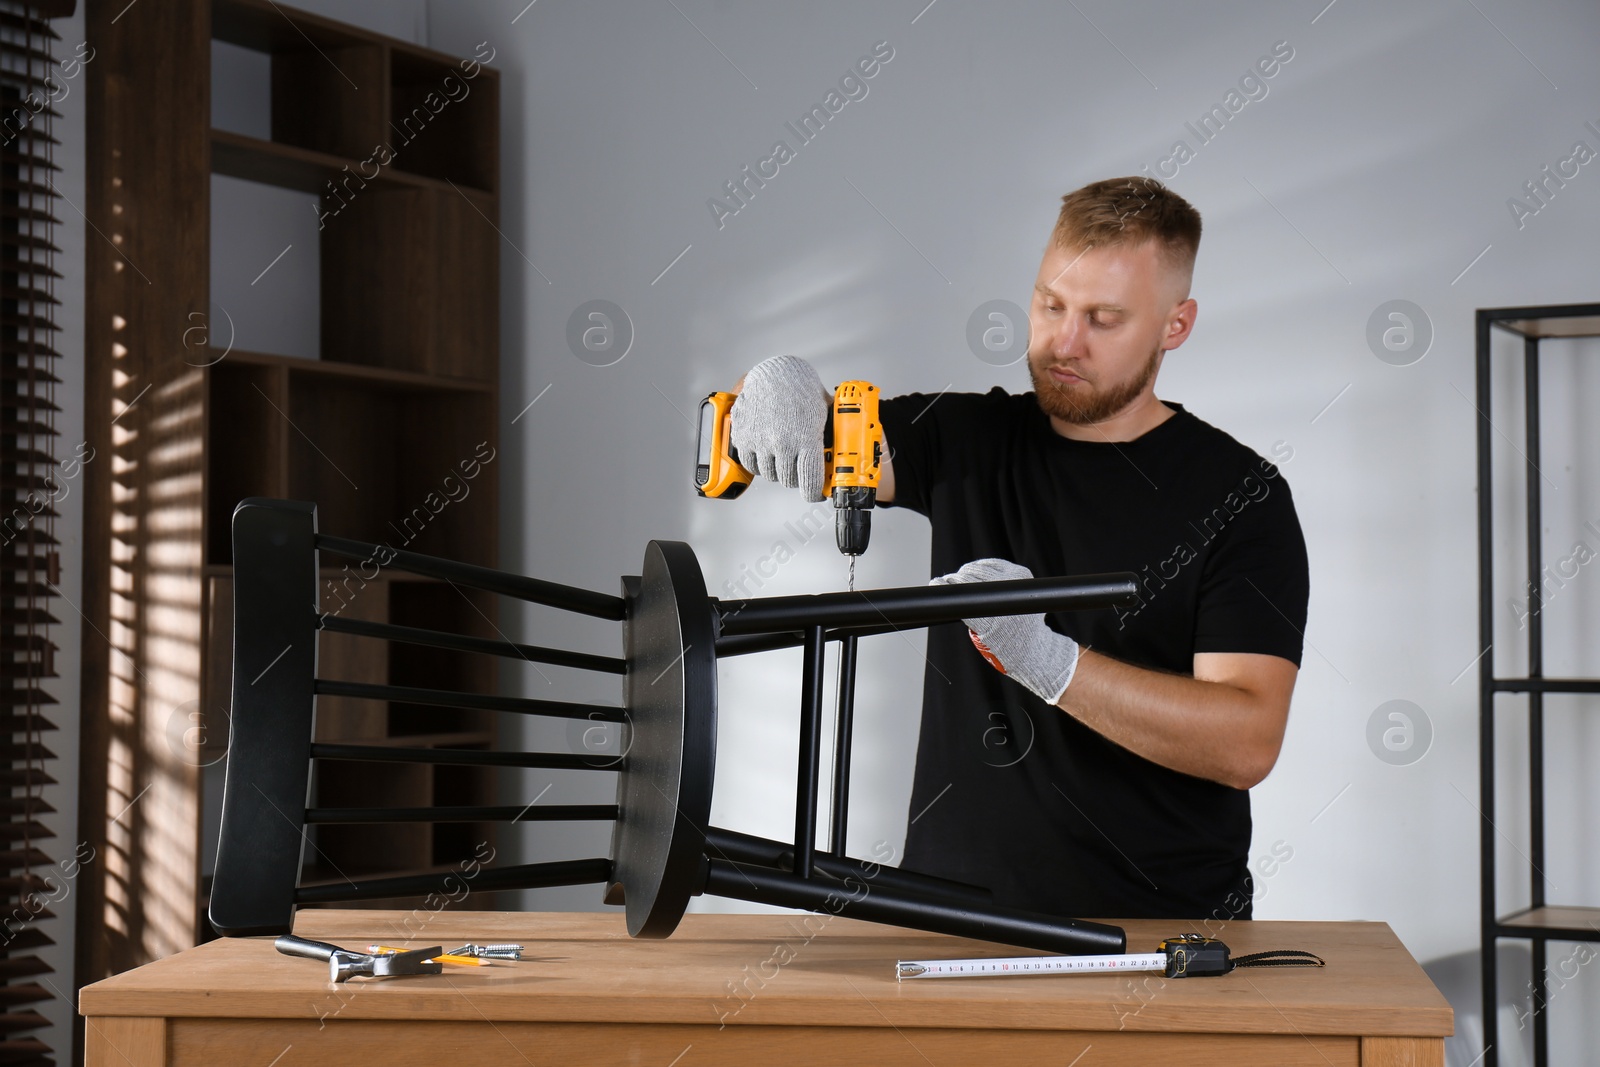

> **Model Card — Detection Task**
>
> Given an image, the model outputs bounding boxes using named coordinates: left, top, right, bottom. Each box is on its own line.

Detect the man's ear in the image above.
left=1163, top=297, right=1198, bottom=351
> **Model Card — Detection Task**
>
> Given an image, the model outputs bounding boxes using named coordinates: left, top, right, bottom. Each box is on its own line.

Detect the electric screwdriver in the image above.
left=825, top=381, right=881, bottom=557
left=695, top=380, right=884, bottom=562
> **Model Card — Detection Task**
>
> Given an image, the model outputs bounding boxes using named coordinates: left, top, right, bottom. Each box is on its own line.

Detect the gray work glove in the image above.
left=930, top=558, right=1082, bottom=704
left=729, top=355, right=830, bottom=503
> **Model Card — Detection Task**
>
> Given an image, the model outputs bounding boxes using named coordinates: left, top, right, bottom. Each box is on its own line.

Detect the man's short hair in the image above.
left=1052, top=176, right=1202, bottom=282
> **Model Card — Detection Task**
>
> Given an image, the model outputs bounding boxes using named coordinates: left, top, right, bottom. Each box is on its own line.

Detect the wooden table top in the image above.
left=79, top=910, right=1452, bottom=1038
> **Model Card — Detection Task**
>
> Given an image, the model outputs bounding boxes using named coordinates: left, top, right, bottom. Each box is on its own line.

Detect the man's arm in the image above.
left=1054, top=650, right=1297, bottom=790
left=934, top=559, right=1298, bottom=790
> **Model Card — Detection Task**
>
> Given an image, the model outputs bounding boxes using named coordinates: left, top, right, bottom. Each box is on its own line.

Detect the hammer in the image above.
left=275, top=934, right=444, bottom=983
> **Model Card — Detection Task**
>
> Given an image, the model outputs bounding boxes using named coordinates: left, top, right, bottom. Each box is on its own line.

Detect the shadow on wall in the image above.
left=1426, top=944, right=1534, bottom=1067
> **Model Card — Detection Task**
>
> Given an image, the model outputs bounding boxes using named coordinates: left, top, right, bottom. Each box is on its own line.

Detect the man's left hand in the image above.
left=930, top=558, right=1081, bottom=704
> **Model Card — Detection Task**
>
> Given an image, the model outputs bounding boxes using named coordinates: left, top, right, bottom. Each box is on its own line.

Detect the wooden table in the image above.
left=80, top=910, right=1452, bottom=1066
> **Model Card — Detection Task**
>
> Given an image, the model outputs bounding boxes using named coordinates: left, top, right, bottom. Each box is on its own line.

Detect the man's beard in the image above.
left=1028, top=345, right=1163, bottom=426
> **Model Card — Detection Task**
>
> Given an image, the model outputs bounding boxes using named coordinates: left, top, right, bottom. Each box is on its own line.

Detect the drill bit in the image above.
left=848, top=555, right=857, bottom=592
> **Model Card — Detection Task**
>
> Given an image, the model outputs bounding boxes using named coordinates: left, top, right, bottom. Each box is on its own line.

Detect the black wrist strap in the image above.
left=1159, top=936, right=1327, bottom=978
left=1230, top=949, right=1326, bottom=969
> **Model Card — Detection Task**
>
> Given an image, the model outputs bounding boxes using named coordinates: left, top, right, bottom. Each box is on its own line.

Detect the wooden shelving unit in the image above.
left=80, top=0, right=502, bottom=988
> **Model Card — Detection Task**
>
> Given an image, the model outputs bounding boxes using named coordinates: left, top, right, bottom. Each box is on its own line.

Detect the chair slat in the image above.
left=313, top=678, right=624, bottom=722
left=316, top=533, right=626, bottom=619
left=295, top=858, right=616, bottom=904
left=319, top=613, right=625, bottom=674
left=305, top=804, right=618, bottom=824
left=310, top=743, right=620, bottom=771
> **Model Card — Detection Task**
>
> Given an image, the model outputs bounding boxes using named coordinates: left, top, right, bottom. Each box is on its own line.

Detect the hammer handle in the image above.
left=275, top=934, right=351, bottom=963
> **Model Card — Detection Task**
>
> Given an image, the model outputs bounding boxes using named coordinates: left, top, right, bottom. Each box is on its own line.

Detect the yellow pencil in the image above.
left=366, top=944, right=489, bottom=966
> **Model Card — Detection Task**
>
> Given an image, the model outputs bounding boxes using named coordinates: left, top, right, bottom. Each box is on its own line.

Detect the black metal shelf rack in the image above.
left=1477, top=301, right=1600, bottom=1067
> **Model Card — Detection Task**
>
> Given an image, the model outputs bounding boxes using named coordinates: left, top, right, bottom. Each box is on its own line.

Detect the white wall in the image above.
left=195, top=2, right=1600, bottom=1065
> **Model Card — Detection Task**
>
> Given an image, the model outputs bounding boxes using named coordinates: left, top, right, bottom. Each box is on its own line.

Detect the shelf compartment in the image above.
left=214, top=0, right=378, bottom=52
left=389, top=47, right=498, bottom=193
left=210, top=172, right=321, bottom=361
left=321, top=185, right=498, bottom=381
left=213, top=0, right=386, bottom=160
left=282, top=373, right=498, bottom=568
left=270, top=43, right=385, bottom=160
left=205, top=360, right=288, bottom=565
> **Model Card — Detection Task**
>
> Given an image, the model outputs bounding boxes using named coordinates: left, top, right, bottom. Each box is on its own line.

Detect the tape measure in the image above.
left=896, top=935, right=1325, bottom=980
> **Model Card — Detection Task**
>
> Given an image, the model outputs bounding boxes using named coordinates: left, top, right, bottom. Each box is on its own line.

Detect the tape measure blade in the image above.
left=896, top=952, right=1167, bottom=978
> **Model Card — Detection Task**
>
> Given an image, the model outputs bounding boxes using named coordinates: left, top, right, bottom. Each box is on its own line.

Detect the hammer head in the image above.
left=329, top=946, right=444, bottom=983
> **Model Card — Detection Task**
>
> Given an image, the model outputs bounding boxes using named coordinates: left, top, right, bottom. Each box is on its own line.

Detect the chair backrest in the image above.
left=209, top=498, right=627, bottom=936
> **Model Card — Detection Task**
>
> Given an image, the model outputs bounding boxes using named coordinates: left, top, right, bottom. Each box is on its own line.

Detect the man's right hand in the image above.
left=729, top=355, right=831, bottom=503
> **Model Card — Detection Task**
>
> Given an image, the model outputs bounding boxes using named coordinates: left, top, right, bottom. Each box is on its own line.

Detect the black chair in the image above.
left=210, top=497, right=1139, bottom=954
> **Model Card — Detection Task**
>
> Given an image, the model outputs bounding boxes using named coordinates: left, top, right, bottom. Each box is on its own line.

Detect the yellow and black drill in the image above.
left=695, top=380, right=884, bottom=578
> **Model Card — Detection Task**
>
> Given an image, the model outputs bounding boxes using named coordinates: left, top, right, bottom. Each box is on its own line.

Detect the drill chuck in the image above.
left=833, top=486, right=875, bottom=556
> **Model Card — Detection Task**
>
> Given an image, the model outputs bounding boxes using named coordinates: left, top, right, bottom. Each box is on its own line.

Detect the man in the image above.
left=729, top=176, right=1308, bottom=921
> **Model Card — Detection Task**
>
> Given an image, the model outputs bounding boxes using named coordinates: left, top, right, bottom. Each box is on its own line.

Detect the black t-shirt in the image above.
left=877, top=387, right=1309, bottom=921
